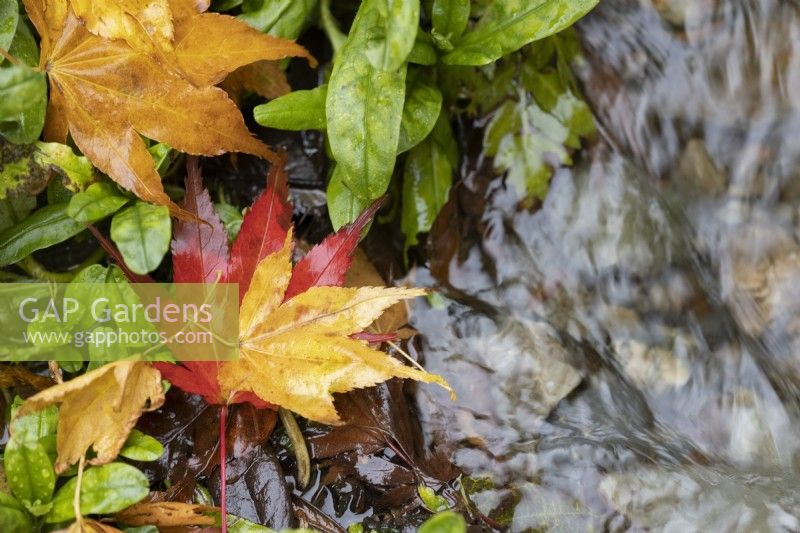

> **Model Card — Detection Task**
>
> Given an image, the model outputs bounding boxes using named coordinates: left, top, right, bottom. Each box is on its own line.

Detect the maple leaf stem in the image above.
left=220, top=404, right=228, bottom=533
left=278, top=408, right=311, bottom=489
left=0, top=47, right=22, bottom=67
left=73, top=455, right=86, bottom=523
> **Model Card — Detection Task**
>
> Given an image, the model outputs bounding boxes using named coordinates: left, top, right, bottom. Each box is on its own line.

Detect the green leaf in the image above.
left=254, top=85, right=327, bottom=131
left=119, top=429, right=164, bottom=462
left=484, top=98, right=568, bottom=201
left=0, top=139, right=48, bottom=199
left=122, top=527, right=159, bottom=533
left=418, top=511, right=466, bottom=533
left=110, top=202, right=171, bottom=275
left=0, top=0, right=19, bottom=55
left=215, top=202, right=243, bottom=241
left=365, top=0, right=420, bottom=72
left=147, top=142, right=176, bottom=177
left=0, top=203, right=87, bottom=267
left=46, top=462, right=149, bottom=523
left=327, top=165, right=368, bottom=230
left=0, top=65, right=46, bottom=144
left=417, top=484, right=450, bottom=512
left=3, top=438, right=56, bottom=515
left=407, top=32, right=437, bottom=65
left=327, top=0, right=407, bottom=200
left=9, top=397, right=58, bottom=446
left=431, top=0, right=469, bottom=42
left=0, top=194, right=34, bottom=231
left=397, top=69, right=443, bottom=154
left=34, top=141, right=95, bottom=191
left=0, top=492, right=33, bottom=533
left=239, top=0, right=317, bottom=39
left=7, top=20, right=39, bottom=68
left=442, top=0, right=598, bottom=66
left=68, top=182, right=129, bottom=223
left=401, top=115, right=455, bottom=251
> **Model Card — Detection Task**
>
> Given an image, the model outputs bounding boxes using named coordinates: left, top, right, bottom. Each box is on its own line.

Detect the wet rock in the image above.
left=675, top=138, right=726, bottom=195
left=613, top=338, right=691, bottom=391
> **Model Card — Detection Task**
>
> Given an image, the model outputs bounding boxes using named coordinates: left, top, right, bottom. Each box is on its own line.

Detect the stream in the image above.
left=407, top=0, right=800, bottom=530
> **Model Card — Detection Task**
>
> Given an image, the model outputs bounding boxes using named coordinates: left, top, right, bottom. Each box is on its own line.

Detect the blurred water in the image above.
left=408, top=1, right=800, bottom=530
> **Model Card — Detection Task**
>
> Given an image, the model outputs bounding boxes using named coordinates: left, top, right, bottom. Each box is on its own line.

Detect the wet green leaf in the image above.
left=239, top=0, right=317, bottom=39
left=485, top=98, right=569, bottom=201
left=401, top=115, right=455, bottom=251
left=215, top=202, right=243, bottom=241
left=0, top=492, right=33, bottom=533
left=254, top=85, right=328, bottom=130
left=442, top=0, right=598, bottom=66
left=68, top=182, right=130, bottom=223
left=46, top=462, right=149, bottom=523
left=9, top=397, right=58, bottom=446
left=431, top=0, right=469, bottom=42
left=110, top=202, right=171, bottom=275
left=398, top=69, right=443, bottom=154
left=35, top=142, right=95, bottom=191
left=148, top=143, right=176, bottom=177
left=327, top=0, right=407, bottom=200
left=4, top=438, right=56, bottom=515
left=7, top=21, right=38, bottom=68
left=365, top=0, right=420, bottom=72
left=418, top=511, right=466, bottom=533
left=418, top=484, right=450, bottom=512
left=407, top=32, right=437, bottom=65
left=0, top=203, right=87, bottom=267
left=119, top=429, right=164, bottom=462
left=0, top=0, right=19, bottom=55
left=0, top=65, right=46, bottom=144
left=0, top=195, right=34, bottom=231
left=0, top=140, right=48, bottom=199
left=327, top=165, right=368, bottom=230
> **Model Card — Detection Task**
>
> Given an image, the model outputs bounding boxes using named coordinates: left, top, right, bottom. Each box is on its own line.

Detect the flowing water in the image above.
left=407, top=1, right=800, bottom=530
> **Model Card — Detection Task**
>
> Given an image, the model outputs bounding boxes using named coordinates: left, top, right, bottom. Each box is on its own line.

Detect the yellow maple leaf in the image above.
left=218, top=232, right=453, bottom=424
left=22, top=0, right=312, bottom=212
left=16, top=361, right=165, bottom=474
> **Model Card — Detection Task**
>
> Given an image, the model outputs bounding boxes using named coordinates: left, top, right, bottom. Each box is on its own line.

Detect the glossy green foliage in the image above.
left=442, top=0, right=599, bottom=65
left=3, top=438, right=55, bottom=516
left=0, top=139, right=95, bottom=201
left=0, top=19, right=45, bottom=144
left=0, top=203, right=87, bottom=266
left=326, top=0, right=407, bottom=200
left=431, top=0, right=469, bottom=48
left=0, top=492, right=33, bottom=533
left=110, top=201, right=172, bottom=274
left=239, top=0, right=318, bottom=38
left=365, top=0, right=420, bottom=72
left=215, top=202, right=244, bottom=241
left=327, top=165, right=369, bottom=231
left=68, top=182, right=130, bottom=223
left=0, top=0, right=18, bottom=53
left=254, top=85, right=328, bottom=130
left=119, top=429, right=165, bottom=462
left=418, top=511, right=467, bottom=533
left=397, top=69, right=442, bottom=154
left=401, top=115, right=455, bottom=251
left=46, top=462, right=149, bottom=523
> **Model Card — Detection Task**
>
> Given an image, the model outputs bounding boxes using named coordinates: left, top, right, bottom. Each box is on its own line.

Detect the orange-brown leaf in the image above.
left=221, top=61, right=291, bottom=102
left=171, top=11, right=316, bottom=86
left=69, top=0, right=174, bottom=52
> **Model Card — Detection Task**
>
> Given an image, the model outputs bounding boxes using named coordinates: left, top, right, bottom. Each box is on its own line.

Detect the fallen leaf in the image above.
left=22, top=0, right=313, bottom=212
left=219, top=233, right=450, bottom=424
left=0, top=363, right=54, bottom=390
left=68, top=0, right=173, bottom=52
left=115, top=501, right=218, bottom=527
left=221, top=61, right=291, bottom=102
left=16, top=361, right=165, bottom=473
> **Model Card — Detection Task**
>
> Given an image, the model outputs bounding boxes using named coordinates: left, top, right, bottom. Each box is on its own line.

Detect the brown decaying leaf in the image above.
left=22, top=0, right=313, bottom=214
left=0, top=364, right=55, bottom=391
left=116, top=501, right=218, bottom=527
left=218, top=233, right=452, bottom=425
left=17, top=361, right=165, bottom=473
